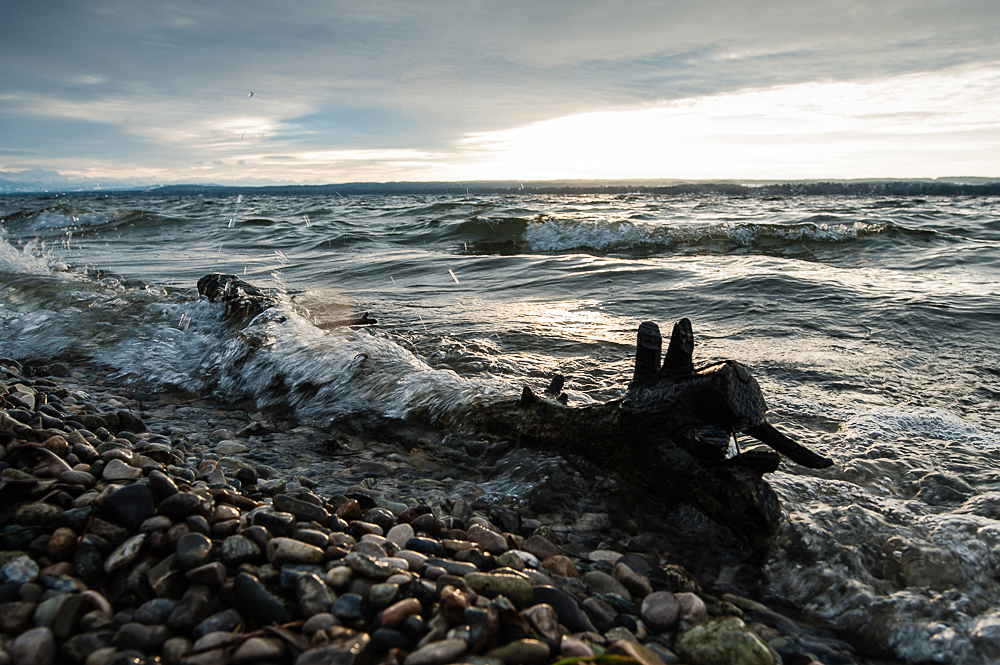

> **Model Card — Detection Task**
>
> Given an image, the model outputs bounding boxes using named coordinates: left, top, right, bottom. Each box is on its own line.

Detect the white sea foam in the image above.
left=523, top=217, right=884, bottom=252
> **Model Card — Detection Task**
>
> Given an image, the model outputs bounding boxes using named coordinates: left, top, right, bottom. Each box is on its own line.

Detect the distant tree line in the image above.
left=6, top=179, right=1000, bottom=198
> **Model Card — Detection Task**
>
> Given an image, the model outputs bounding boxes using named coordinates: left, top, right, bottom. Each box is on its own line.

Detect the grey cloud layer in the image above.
left=3, top=0, right=1000, bottom=172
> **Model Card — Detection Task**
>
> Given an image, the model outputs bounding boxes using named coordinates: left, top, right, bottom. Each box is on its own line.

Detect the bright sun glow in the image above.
left=433, top=64, right=1000, bottom=181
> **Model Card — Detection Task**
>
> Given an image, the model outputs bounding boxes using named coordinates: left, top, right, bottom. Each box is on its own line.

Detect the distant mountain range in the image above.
left=2, top=169, right=999, bottom=196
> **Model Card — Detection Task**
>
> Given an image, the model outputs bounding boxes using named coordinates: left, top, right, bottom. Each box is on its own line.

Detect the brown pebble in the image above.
left=542, top=555, right=579, bottom=578
left=47, top=527, right=77, bottom=561
left=380, top=597, right=422, bottom=628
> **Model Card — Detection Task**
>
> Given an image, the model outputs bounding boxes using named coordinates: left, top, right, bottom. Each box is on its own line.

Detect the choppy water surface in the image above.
left=3, top=191, right=1000, bottom=662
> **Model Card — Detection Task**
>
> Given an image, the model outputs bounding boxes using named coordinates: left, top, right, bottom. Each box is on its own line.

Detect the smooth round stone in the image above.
left=332, top=593, right=366, bottom=622
left=167, top=584, right=218, bottom=632
left=102, top=484, right=156, bottom=531
left=10, top=626, right=56, bottom=665
left=676, top=592, right=708, bottom=624
left=396, top=550, right=428, bottom=571
left=582, top=596, right=616, bottom=633
left=372, top=627, right=411, bottom=651
left=560, top=635, right=595, bottom=658
left=465, top=572, right=533, bottom=608
left=486, top=638, right=550, bottom=665
left=364, top=507, right=396, bottom=532
left=302, top=612, right=338, bottom=635
left=641, top=591, right=681, bottom=633
left=215, top=440, right=247, bottom=455
left=404, top=537, right=444, bottom=557
left=403, top=638, right=467, bottom=665
left=104, top=534, right=146, bottom=574
left=296, top=573, right=335, bottom=618
left=163, top=636, right=193, bottom=665
left=175, top=532, right=214, bottom=569
left=2, top=555, right=40, bottom=584
left=522, top=535, right=562, bottom=560
left=59, top=470, right=96, bottom=487
left=134, top=598, right=177, bottom=624
left=386, top=524, right=415, bottom=549
left=344, top=552, right=394, bottom=580
left=354, top=540, right=388, bottom=559
left=139, top=515, right=173, bottom=533
left=523, top=604, right=561, bottom=642
left=532, top=586, right=596, bottom=634
left=614, top=561, right=653, bottom=597
left=193, top=609, right=242, bottom=640
left=233, top=573, right=292, bottom=624
left=102, top=458, right=142, bottom=480
left=425, top=558, right=477, bottom=577
left=350, top=521, right=384, bottom=537
left=209, top=519, right=241, bottom=539
left=219, top=534, right=261, bottom=567
left=324, top=566, right=352, bottom=590
left=675, top=617, right=777, bottom=665
left=296, top=635, right=373, bottom=665
left=232, top=636, right=284, bottom=663
left=157, top=492, right=212, bottom=520
left=185, top=562, right=228, bottom=586
left=251, top=511, right=296, bottom=538
left=368, top=583, right=400, bottom=608
left=116, top=622, right=173, bottom=652
left=148, top=470, right=179, bottom=499
left=379, top=597, right=421, bottom=628
left=542, top=555, right=579, bottom=578
left=467, top=524, right=508, bottom=554
left=186, top=514, right=212, bottom=536
left=583, top=570, right=633, bottom=600
left=408, top=514, right=441, bottom=538
left=295, top=529, right=330, bottom=549
left=268, top=537, right=325, bottom=566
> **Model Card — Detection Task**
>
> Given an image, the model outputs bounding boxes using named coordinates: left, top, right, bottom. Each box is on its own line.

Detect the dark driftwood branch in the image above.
left=197, top=274, right=376, bottom=326
left=197, top=275, right=833, bottom=539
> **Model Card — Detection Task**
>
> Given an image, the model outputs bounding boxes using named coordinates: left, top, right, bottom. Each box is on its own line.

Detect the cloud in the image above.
left=2, top=1, right=1000, bottom=182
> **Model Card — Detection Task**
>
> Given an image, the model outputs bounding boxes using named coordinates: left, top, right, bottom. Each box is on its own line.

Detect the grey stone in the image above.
left=175, top=532, right=214, bottom=569
left=167, top=584, right=219, bottom=631
left=193, top=609, right=243, bottom=640
left=294, top=634, right=374, bottom=665
left=101, top=484, right=156, bottom=531
left=583, top=570, right=633, bottom=600
left=403, top=638, right=467, bottom=665
left=233, top=572, right=293, bottom=624
left=103, top=534, right=146, bottom=574
left=10, top=626, right=56, bottom=665
left=532, top=585, right=596, bottom=633
left=485, top=638, right=550, bottom=665
left=675, top=617, right=777, bottom=665
left=296, top=573, right=335, bottom=618
left=219, top=534, right=262, bottom=567
left=116, top=622, right=173, bottom=652
left=641, top=591, right=681, bottom=633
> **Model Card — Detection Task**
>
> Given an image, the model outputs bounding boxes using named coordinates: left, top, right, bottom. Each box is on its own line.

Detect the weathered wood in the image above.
left=197, top=274, right=834, bottom=539
left=197, top=274, right=376, bottom=326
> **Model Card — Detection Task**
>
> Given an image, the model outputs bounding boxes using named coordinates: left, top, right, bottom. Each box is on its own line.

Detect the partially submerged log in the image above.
left=197, top=274, right=376, bottom=326
left=457, top=318, right=832, bottom=538
left=197, top=274, right=832, bottom=540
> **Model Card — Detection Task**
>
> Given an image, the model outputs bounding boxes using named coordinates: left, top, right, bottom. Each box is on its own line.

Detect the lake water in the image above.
left=3, top=191, right=1000, bottom=663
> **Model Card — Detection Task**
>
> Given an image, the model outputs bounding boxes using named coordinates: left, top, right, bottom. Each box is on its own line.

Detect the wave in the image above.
left=521, top=217, right=889, bottom=255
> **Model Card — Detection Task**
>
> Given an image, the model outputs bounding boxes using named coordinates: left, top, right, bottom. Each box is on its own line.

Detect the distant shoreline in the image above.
left=3, top=178, right=1000, bottom=198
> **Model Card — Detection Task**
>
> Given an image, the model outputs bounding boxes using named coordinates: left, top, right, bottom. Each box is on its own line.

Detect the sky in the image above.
left=2, top=0, right=1000, bottom=186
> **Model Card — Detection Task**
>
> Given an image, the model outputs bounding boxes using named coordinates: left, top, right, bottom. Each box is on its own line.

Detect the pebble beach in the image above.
left=0, top=356, right=866, bottom=665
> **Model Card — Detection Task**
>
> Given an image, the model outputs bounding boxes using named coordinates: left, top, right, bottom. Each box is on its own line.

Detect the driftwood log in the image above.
left=198, top=274, right=832, bottom=539
left=197, top=274, right=376, bottom=326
